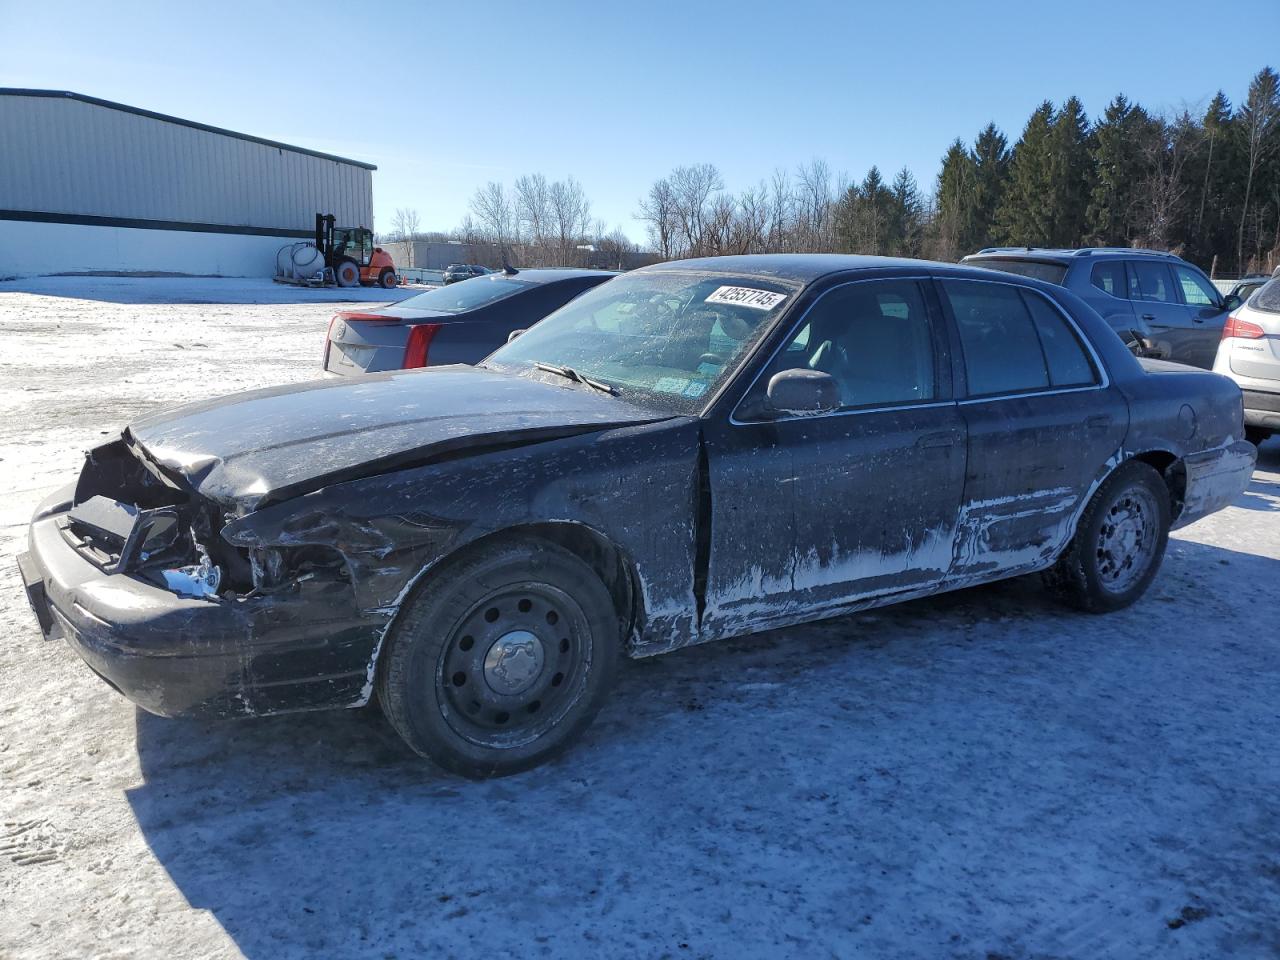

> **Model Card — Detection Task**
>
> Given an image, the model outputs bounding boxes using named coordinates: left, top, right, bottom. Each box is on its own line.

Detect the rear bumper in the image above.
left=17, top=492, right=386, bottom=719
left=1241, top=388, right=1280, bottom=431
left=1173, top=439, right=1257, bottom=529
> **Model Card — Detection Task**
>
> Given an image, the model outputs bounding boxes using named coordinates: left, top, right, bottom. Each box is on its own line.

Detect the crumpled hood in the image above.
left=126, top=365, right=661, bottom=512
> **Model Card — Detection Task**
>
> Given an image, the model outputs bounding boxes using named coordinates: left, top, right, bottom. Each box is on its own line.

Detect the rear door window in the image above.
left=1090, top=261, right=1128, bottom=299
left=1129, top=261, right=1175, bottom=302
left=943, top=281, right=1049, bottom=396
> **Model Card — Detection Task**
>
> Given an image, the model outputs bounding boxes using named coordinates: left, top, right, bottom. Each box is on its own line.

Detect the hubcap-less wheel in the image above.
left=1095, top=486, right=1159, bottom=594
left=438, top=583, right=591, bottom=749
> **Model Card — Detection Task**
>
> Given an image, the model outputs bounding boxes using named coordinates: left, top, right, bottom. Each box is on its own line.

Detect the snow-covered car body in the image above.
left=18, top=255, right=1255, bottom=726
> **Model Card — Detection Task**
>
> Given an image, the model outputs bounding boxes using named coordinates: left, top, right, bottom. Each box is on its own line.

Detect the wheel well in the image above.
left=1129, top=450, right=1186, bottom=520
left=413, top=523, right=642, bottom=642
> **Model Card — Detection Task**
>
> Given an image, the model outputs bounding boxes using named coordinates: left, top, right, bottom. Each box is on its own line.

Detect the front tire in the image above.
left=377, top=538, right=620, bottom=778
left=334, top=259, right=360, bottom=287
left=378, top=268, right=397, bottom=289
left=1044, top=461, right=1171, bottom=613
left=1245, top=426, right=1270, bottom=448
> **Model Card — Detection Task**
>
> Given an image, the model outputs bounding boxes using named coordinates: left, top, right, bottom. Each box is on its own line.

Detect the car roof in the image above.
left=963, top=247, right=1184, bottom=265
left=501, top=268, right=618, bottom=284
left=640, top=254, right=952, bottom=284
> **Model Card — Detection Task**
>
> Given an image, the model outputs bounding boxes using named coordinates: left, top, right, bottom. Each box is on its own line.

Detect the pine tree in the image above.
left=934, top=138, right=977, bottom=259
left=1087, top=95, right=1158, bottom=245
left=1048, top=97, right=1092, bottom=246
left=970, top=123, right=1010, bottom=250
left=889, top=167, right=924, bottom=256
left=1185, top=91, right=1238, bottom=270
left=997, top=101, right=1058, bottom=246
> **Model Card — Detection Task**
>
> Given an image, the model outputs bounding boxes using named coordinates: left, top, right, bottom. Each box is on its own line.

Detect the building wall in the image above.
left=0, top=90, right=375, bottom=277
left=0, top=219, right=300, bottom=279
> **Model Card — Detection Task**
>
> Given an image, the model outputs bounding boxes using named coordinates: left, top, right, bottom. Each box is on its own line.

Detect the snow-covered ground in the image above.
left=1, top=277, right=1278, bottom=960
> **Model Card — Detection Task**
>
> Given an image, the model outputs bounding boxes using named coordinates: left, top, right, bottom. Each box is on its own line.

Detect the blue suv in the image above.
left=961, top=247, right=1244, bottom=369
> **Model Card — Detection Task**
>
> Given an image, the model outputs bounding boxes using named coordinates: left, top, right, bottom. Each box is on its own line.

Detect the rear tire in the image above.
left=1043, top=460, right=1171, bottom=613
left=1245, top=426, right=1270, bottom=448
left=377, top=538, right=620, bottom=778
left=335, top=259, right=360, bottom=287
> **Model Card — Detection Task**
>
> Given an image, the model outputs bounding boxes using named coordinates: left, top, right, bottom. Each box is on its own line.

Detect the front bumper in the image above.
left=17, top=491, right=386, bottom=719
left=1173, top=439, right=1257, bottom=529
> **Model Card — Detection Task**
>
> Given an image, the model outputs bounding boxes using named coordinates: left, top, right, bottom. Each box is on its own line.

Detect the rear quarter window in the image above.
left=1090, top=261, right=1128, bottom=298
left=1023, top=292, right=1098, bottom=387
left=1252, top=277, right=1280, bottom=314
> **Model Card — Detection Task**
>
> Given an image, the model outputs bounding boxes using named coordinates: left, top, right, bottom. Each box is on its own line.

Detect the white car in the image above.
left=1213, top=275, right=1280, bottom=447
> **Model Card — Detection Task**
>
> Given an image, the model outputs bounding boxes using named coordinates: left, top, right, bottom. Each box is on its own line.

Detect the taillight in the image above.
left=336, top=311, right=397, bottom=322
left=403, top=323, right=441, bottom=368
left=1222, top=313, right=1265, bottom=340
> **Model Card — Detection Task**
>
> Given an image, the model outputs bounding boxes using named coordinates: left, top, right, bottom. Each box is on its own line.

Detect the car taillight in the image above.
left=1222, top=313, right=1265, bottom=339
left=403, top=323, right=441, bottom=368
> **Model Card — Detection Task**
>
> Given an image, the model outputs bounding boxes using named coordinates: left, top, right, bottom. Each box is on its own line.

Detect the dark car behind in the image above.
left=443, top=264, right=488, bottom=284
left=961, top=247, right=1241, bottom=369
left=323, top=268, right=616, bottom=375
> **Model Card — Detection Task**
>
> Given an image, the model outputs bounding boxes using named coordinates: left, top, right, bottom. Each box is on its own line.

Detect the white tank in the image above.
left=277, top=242, right=325, bottom=280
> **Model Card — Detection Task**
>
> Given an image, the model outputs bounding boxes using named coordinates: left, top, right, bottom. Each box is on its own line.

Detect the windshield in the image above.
left=485, top=270, right=797, bottom=414
left=969, top=258, right=1068, bottom=285
left=395, top=276, right=528, bottom=313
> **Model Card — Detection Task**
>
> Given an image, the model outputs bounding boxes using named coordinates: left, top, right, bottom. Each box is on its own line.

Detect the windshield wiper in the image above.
left=533, top=361, right=618, bottom=396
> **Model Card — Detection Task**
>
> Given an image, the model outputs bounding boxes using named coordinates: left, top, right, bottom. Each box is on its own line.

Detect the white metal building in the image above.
left=0, top=89, right=375, bottom=278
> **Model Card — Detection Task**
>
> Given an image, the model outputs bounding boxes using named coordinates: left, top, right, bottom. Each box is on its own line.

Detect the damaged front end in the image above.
left=18, top=437, right=387, bottom=719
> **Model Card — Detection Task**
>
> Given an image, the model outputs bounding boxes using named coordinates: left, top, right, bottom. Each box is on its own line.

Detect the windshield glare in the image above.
left=396, top=276, right=526, bottom=313
left=485, top=271, right=796, bottom=413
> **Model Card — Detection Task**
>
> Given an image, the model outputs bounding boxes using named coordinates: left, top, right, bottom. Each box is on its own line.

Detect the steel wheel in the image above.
left=1094, top=485, right=1159, bottom=594
left=436, top=582, right=592, bottom=749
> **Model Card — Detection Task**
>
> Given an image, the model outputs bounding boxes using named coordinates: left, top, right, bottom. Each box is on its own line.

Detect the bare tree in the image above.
left=637, top=177, right=680, bottom=259
left=596, top=227, right=638, bottom=270
left=1236, top=69, right=1280, bottom=271
left=514, top=174, right=552, bottom=263
left=469, top=181, right=517, bottom=255
left=390, top=208, right=421, bottom=266
left=548, top=176, right=593, bottom=266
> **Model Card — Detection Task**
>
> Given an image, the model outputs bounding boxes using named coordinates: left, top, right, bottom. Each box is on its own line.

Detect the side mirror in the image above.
left=1222, top=294, right=1243, bottom=312
left=766, top=369, right=840, bottom=415
left=507, top=328, right=527, bottom=343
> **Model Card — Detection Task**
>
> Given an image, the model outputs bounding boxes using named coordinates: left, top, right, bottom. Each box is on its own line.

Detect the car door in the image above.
left=1129, top=260, right=1198, bottom=365
left=700, top=277, right=967, bottom=633
left=1171, top=262, right=1230, bottom=369
left=937, top=278, right=1128, bottom=581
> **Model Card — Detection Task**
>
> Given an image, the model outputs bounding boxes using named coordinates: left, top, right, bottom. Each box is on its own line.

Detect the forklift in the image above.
left=316, top=213, right=398, bottom=288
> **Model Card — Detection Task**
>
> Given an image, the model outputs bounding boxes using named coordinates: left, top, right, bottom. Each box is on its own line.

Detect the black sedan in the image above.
left=18, top=255, right=1255, bottom=777
left=323, top=267, right=614, bottom=375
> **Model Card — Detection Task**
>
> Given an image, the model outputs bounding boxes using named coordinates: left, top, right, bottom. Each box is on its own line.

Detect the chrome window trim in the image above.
left=727, top=275, right=945, bottom=427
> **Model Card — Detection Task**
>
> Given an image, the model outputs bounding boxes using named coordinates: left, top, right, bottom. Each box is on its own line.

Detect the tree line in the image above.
left=635, top=67, right=1278, bottom=276
left=413, top=67, right=1279, bottom=276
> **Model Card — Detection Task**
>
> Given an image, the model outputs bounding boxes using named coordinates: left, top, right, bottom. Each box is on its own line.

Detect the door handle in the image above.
left=1085, top=415, right=1112, bottom=431
left=1192, top=316, right=1205, bottom=323
left=916, top=432, right=955, bottom=449
left=1141, top=313, right=1156, bottom=321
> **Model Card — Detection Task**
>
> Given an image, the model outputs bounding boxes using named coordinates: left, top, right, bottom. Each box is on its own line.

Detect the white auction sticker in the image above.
left=705, top=286, right=787, bottom=310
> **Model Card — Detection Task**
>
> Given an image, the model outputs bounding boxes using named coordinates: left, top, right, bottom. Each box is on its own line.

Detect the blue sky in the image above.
left=2, top=0, right=1276, bottom=243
